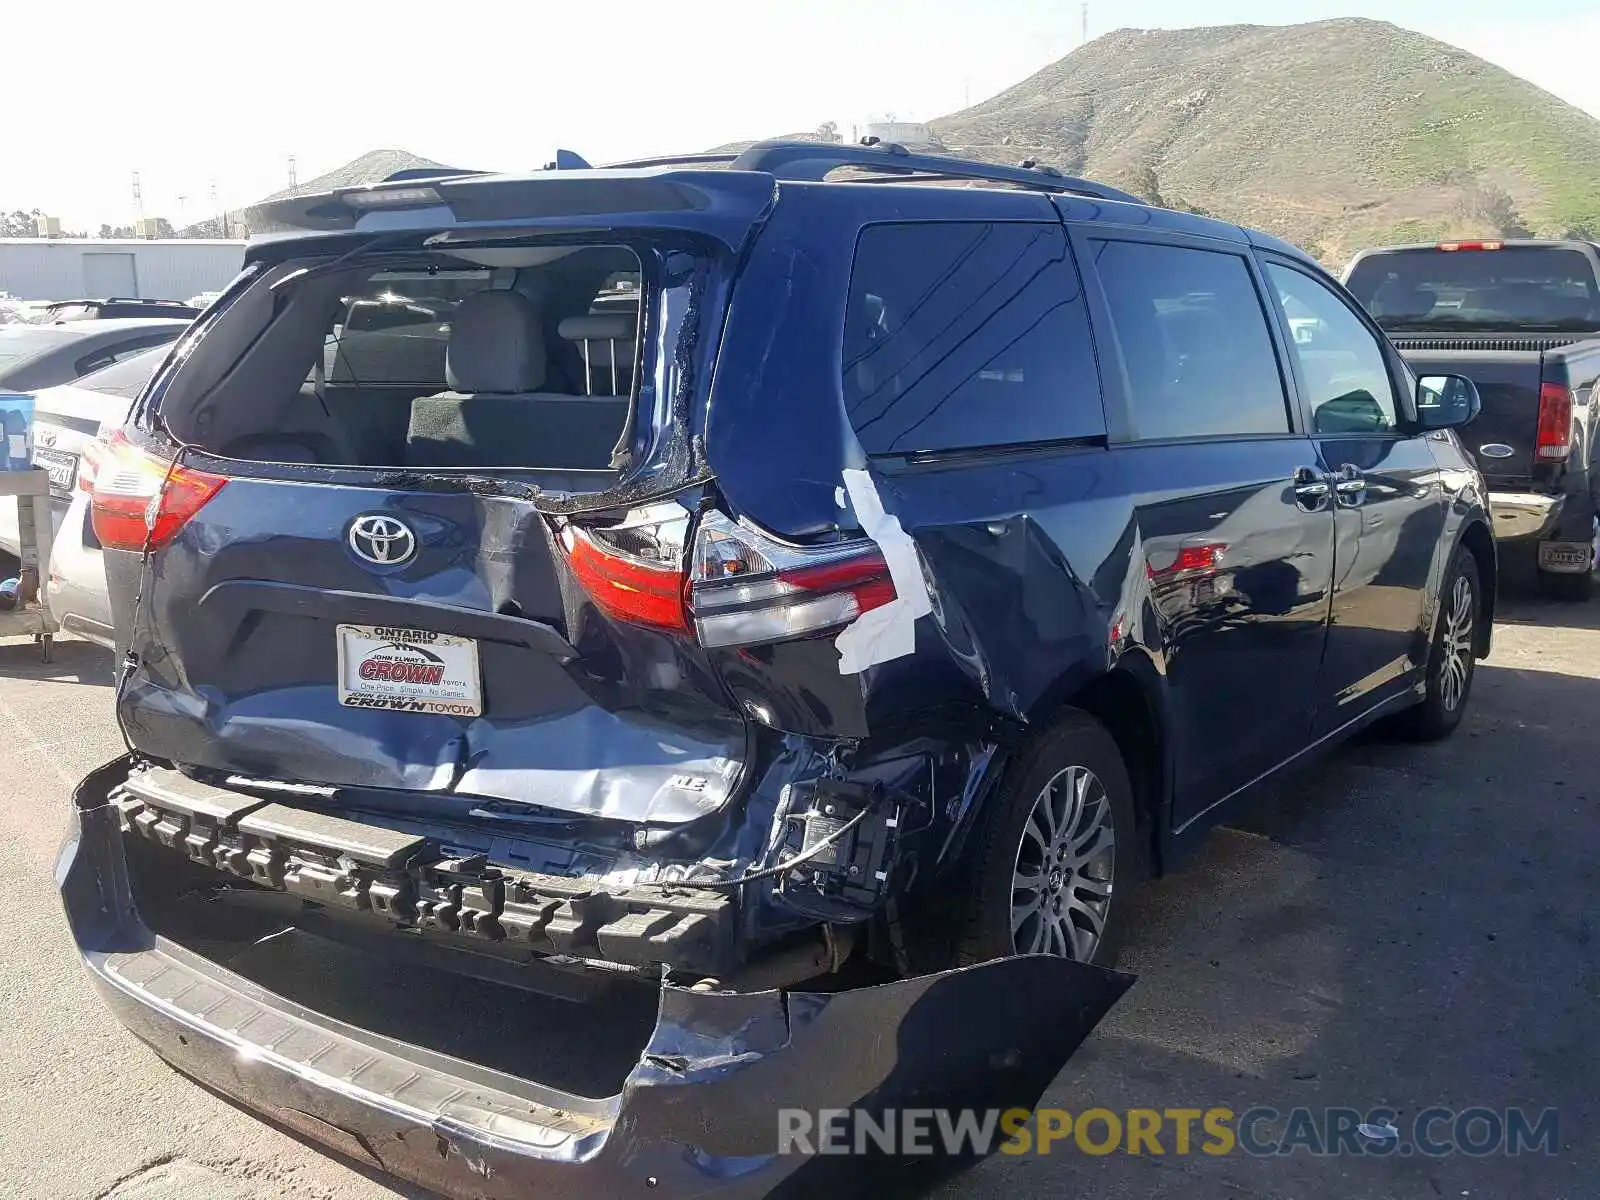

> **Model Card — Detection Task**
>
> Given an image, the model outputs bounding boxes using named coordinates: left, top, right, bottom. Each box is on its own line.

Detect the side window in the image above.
left=842, top=221, right=1104, bottom=455
left=1088, top=239, right=1290, bottom=440
left=1265, top=262, right=1398, bottom=435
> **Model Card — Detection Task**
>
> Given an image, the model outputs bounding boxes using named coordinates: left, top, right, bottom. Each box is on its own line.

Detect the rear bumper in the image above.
left=60, top=756, right=1132, bottom=1200
left=1489, top=491, right=1565, bottom=544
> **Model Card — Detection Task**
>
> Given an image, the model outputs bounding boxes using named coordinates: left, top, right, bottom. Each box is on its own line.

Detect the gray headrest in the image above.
left=445, top=291, right=546, bottom=393
left=557, top=313, right=637, bottom=342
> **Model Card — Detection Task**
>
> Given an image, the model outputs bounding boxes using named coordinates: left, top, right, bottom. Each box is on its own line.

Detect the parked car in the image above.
left=62, top=142, right=1490, bottom=1197
left=0, top=347, right=169, bottom=597
left=0, top=318, right=187, bottom=392
left=1344, top=239, right=1600, bottom=599
left=0, top=347, right=167, bottom=640
left=33, top=297, right=202, bottom=324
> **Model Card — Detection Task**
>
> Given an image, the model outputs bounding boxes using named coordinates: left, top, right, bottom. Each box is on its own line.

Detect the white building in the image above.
left=862, top=121, right=942, bottom=151
left=0, top=239, right=247, bottom=302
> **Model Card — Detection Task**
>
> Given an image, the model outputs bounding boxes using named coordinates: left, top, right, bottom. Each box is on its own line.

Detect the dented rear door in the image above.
left=109, top=180, right=776, bottom=825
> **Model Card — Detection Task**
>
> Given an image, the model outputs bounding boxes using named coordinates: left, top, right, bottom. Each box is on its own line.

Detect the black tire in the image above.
left=1536, top=567, right=1594, bottom=602
left=955, top=710, right=1139, bottom=968
left=1392, top=547, right=1481, bottom=742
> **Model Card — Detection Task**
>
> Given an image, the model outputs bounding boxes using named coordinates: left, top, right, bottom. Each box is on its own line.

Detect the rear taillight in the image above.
left=1536, top=382, right=1572, bottom=462
left=89, top=433, right=228, bottom=552
left=689, top=511, right=895, bottom=648
left=76, top=437, right=107, bottom=494
left=1436, top=241, right=1503, bottom=252
left=560, top=506, right=898, bottom=648
left=560, top=503, right=692, bottom=632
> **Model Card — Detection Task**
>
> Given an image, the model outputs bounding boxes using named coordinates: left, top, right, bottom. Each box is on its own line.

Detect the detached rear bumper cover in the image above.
left=60, top=758, right=1133, bottom=1199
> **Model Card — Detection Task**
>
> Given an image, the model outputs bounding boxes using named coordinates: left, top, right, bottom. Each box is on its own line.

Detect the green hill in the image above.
left=929, top=18, right=1600, bottom=263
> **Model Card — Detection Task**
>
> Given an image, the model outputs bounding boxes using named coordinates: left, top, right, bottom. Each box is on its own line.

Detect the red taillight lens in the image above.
left=558, top=506, right=899, bottom=648
left=565, top=528, right=690, bottom=631
left=1536, top=382, right=1572, bottom=462
left=560, top=503, right=692, bottom=632
left=1436, top=241, right=1503, bottom=252
left=89, top=433, right=227, bottom=552
left=689, top=511, right=896, bottom=648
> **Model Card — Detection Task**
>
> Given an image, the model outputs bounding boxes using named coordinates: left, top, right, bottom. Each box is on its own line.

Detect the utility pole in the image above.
left=131, top=171, right=143, bottom=223
left=210, top=180, right=225, bottom=238
left=287, top=155, right=298, bottom=195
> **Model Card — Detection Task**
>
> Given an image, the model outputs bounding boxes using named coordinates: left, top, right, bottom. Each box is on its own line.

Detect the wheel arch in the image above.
left=1031, top=652, right=1172, bottom=877
left=1457, top=518, right=1495, bottom=657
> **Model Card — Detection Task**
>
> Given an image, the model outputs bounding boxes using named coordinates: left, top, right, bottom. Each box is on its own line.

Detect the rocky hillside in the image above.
left=929, top=18, right=1600, bottom=263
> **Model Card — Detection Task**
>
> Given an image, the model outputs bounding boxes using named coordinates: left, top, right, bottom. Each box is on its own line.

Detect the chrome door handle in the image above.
left=1332, top=463, right=1367, bottom=506
left=1293, top=466, right=1330, bottom=510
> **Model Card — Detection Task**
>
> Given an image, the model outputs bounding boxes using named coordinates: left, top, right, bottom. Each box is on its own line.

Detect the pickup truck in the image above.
left=1344, top=239, right=1600, bottom=600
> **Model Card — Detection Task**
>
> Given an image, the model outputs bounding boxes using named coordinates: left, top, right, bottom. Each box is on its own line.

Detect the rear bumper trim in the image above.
left=115, top=765, right=733, bottom=973
left=62, top=754, right=1134, bottom=1199
left=1489, top=491, right=1563, bottom=543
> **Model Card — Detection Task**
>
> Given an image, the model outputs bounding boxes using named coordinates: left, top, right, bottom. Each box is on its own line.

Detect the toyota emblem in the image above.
left=348, top=514, right=417, bottom=566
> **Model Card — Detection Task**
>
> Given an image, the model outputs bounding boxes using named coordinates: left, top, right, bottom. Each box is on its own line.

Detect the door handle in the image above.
left=1331, top=463, right=1367, bottom=506
left=1292, top=466, right=1330, bottom=510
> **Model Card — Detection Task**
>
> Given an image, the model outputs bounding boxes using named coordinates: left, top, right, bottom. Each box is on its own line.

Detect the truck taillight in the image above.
left=89, top=433, right=228, bottom=552
left=689, top=511, right=895, bottom=648
left=1436, top=241, right=1503, bottom=252
left=1536, top=382, right=1572, bottom=462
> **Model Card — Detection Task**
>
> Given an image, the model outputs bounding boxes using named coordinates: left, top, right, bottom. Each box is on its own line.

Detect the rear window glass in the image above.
left=75, top=346, right=167, bottom=400
left=842, top=221, right=1104, bottom=455
left=0, top=327, right=69, bottom=372
left=1346, top=247, right=1600, bottom=332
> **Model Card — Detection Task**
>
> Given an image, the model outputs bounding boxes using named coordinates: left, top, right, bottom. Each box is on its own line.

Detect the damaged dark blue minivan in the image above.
left=60, top=140, right=1491, bottom=1197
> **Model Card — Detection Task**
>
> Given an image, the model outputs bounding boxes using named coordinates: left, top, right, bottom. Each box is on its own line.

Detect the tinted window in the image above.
left=842, top=222, right=1103, bottom=454
left=1089, top=240, right=1289, bottom=440
left=1345, top=246, right=1600, bottom=332
left=1267, top=263, right=1397, bottom=434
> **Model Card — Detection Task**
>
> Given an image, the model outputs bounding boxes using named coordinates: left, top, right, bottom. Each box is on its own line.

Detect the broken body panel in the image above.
left=62, top=755, right=1133, bottom=1198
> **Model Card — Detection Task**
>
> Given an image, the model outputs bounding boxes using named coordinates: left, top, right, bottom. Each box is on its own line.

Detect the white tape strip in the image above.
left=834, top=468, right=933, bottom=674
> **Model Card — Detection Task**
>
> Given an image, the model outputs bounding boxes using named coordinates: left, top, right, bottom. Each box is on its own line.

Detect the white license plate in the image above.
left=1537, top=542, right=1592, bottom=572
left=33, top=446, right=76, bottom=492
left=336, top=624, right=482, bottom=715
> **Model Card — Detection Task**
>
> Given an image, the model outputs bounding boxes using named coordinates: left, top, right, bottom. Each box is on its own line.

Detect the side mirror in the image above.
left=1414, top=373, right=1480, bottom=430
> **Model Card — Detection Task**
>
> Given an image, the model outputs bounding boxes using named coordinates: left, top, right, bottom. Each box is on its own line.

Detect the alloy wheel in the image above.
left=1440, top=574, right=1475, bottom=712
left=1011, top=764, right=1116, bottom=961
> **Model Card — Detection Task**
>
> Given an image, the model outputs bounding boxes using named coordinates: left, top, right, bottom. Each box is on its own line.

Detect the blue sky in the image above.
left=4, top=1, right=1597, bottom=228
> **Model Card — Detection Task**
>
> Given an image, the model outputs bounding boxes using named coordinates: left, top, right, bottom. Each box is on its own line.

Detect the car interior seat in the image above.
left=404, top=290, right=629, bottom=470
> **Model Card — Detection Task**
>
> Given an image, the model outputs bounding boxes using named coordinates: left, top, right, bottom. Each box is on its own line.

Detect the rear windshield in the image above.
left=0, top=326, right=70, bottom=372
left=75, top=345, right=168, bottom=400
left=1346, top=246, right=1600, bottom=332
left=151, top=243, right=646, bottom=475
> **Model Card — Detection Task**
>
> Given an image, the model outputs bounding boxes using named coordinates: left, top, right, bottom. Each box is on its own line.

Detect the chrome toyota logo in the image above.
left=348, top=514, right=417, bottom=565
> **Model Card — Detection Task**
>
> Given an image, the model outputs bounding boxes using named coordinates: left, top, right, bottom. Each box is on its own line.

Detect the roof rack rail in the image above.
left=599, top=152, right=741, bottom=170
left=727, top=139, right=1142, bottom=204
left=379, top=166, right=489, bottom=184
